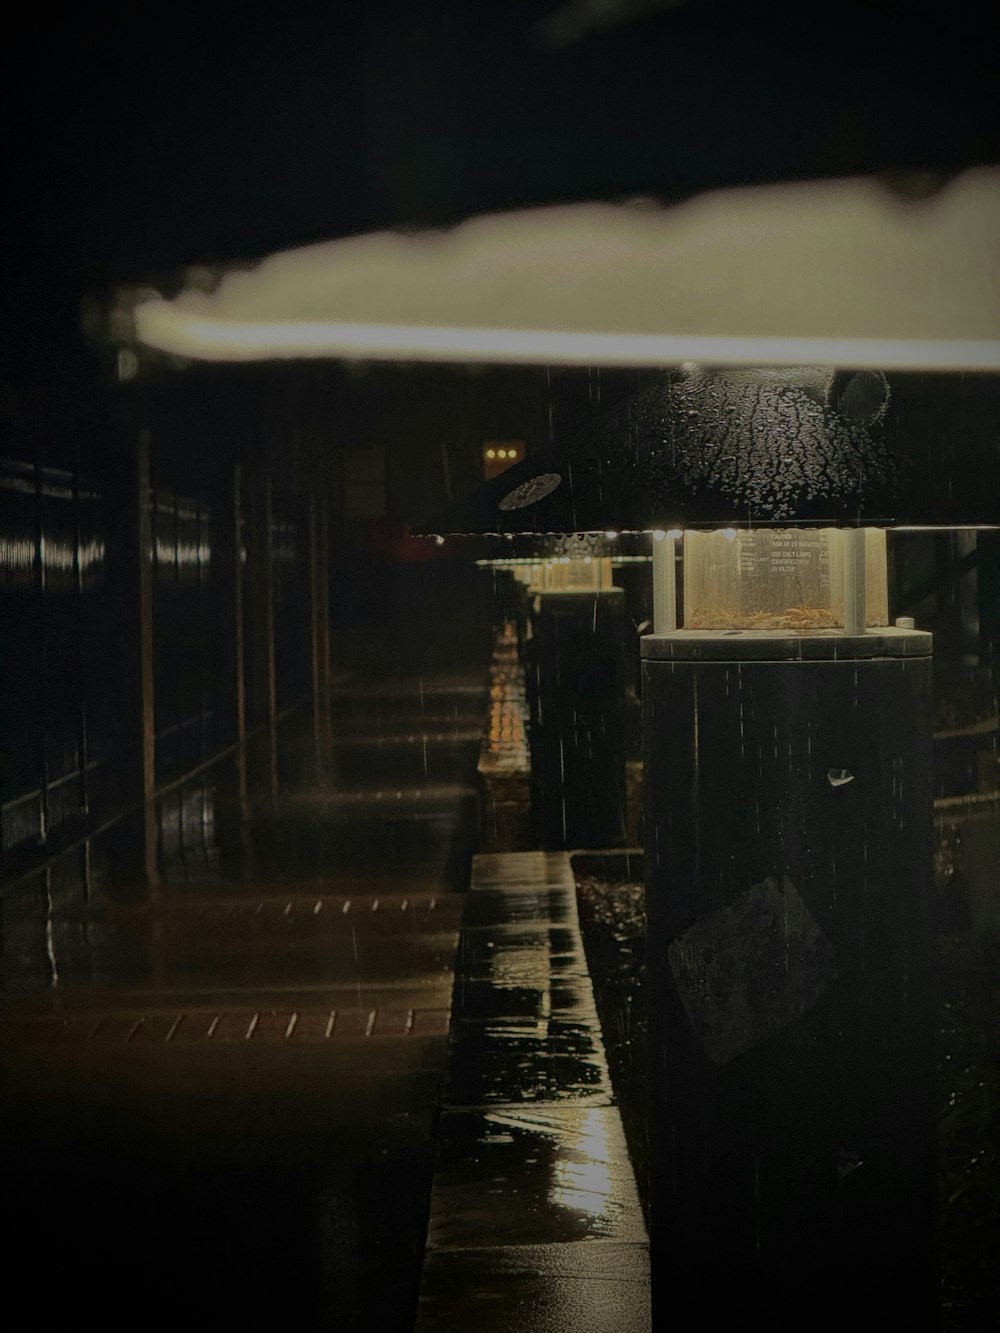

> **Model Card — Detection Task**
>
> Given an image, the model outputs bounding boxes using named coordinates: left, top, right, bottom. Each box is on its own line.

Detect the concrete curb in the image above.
left=414, top=851, right=651, bottom=1332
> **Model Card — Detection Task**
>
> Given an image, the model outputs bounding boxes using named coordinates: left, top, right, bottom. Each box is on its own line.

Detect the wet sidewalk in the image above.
left=416, top=852, right=651, bottom=1333
left=0, top=666, right=490, bottom=1332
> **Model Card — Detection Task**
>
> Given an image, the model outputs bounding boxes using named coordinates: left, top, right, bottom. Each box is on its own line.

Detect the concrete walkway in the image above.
left=415, top=852, right=651, bottom=1333
left=0, top=668, right=489, bottom=1332
left=0, top=661, right=651, bottom=1331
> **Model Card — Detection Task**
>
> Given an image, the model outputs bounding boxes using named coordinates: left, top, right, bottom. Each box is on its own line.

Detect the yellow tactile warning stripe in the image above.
left=2, top=1007, right=452, bottom=1046
left=52, top=893, right=452, bottom=923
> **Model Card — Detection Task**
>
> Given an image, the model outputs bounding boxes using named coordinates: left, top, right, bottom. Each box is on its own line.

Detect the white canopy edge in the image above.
left=131, top=166, right=1000, bottom=370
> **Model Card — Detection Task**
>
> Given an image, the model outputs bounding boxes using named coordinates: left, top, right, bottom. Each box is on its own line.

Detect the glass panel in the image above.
left=682, top=527, right=888, bottom=630
left=537, top=556, right=613, bottom=591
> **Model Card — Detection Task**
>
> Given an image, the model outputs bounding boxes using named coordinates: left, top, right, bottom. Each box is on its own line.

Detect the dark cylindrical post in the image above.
left=318, top=496, right=333, bottom=755
left=137, top=428, right=159, bottom=888
left=233, top=464, right=248, bottom=803
left=264, top=475, right=278, bottom=797
left=309, top=495, right=321, bottom=757
left=529, top=586, right=628, bottom=848
left=642, top=629, right=937, bottom=1325
left=309, top=494, right=334, bottom=768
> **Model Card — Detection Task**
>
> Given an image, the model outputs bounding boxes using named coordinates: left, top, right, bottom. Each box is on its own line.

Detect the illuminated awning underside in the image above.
left=131, top=168, right=1000, bottom=371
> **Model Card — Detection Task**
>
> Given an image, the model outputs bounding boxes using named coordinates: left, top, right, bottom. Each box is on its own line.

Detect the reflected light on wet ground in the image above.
left=549, top=1107, right=616, bottom=1221
left=0, top=600, right=494, bottom=1331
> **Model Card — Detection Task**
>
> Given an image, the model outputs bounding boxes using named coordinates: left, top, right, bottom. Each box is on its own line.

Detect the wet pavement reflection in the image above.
left=1, top=659, right=490, bottom=1331
left=418, top=1243, right=651, bottom=1333
left=416, top=852, right=650, bottom=1332
left=428, top=1105, right=647, bottom=1247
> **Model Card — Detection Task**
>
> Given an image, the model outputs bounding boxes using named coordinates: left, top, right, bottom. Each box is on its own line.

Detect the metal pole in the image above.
left=32, top=453, right=51, bottom=850
left=265, top=475, right=278, bottom=797
left=137, top=428, right=159, bottom=887
left=233, top=464, right=248, bottom=804
left=71, top=440, right=91, bottom=830
left=319, top=496, right=333, bottom=755
left=309, top=495, right=322, bottom=758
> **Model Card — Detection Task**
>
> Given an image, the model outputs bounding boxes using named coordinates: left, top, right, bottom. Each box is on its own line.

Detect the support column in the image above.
left=309, top=496, right=320, bottom=756
left=320, top=498, right=332, bottom=728
left=978, top=531, right=1000, bottom=704
left=642, top=628, right=937, bottom=1325
left=233, top=464, right=248, bottom=804
left=137, top=428, right=159, bottom=887
left=310, top=494, right=333, bottom=769
left=264, top=475, right=278, bottom=797
left=31, top=452, right=51, bottom=852
left=528, top=587, right=627, bottom=848
left=71, top=440, right=91, bottom=829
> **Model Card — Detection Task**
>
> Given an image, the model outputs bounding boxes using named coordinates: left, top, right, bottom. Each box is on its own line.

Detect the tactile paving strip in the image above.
left=54, top=892, right=449, bottom=924
left=3, top=1006, right=451, bottom=1046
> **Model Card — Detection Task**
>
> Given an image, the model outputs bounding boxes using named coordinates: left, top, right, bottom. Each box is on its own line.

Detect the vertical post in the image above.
left=978, top=531, right=1000, bottom=707
left=530, top=587, right=628, bottom=848
left=309, top=495, right=322, bottom=757
left=71, top=440, right=90, bottom=824
left=265, top=475, right=278, bottom=797
left=137, top=428, right=159, bottom=887
left=652, top=531, right=678, bottom=633
left=843, top=526, right=868, bottom=636
left=642, top=628, right=937, bottom=1323
left=310, top=493, right=334, bottom=768
left=319, top=495, right=333, bottom=754
left=233, top=464, right=248, bottom=803
left=32, top=453, right=51, bottom=850
left=71, top=443, right=93, bottom=903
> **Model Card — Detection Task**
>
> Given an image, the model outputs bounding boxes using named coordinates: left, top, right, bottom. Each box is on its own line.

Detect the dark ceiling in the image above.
left=3, top=0, right=997, bottom=382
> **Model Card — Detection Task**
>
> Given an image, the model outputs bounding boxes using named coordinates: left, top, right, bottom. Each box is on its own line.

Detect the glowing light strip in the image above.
left=475, top=555, right=652, bottom=565
left=133, top=308, right=1000, bottom=371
